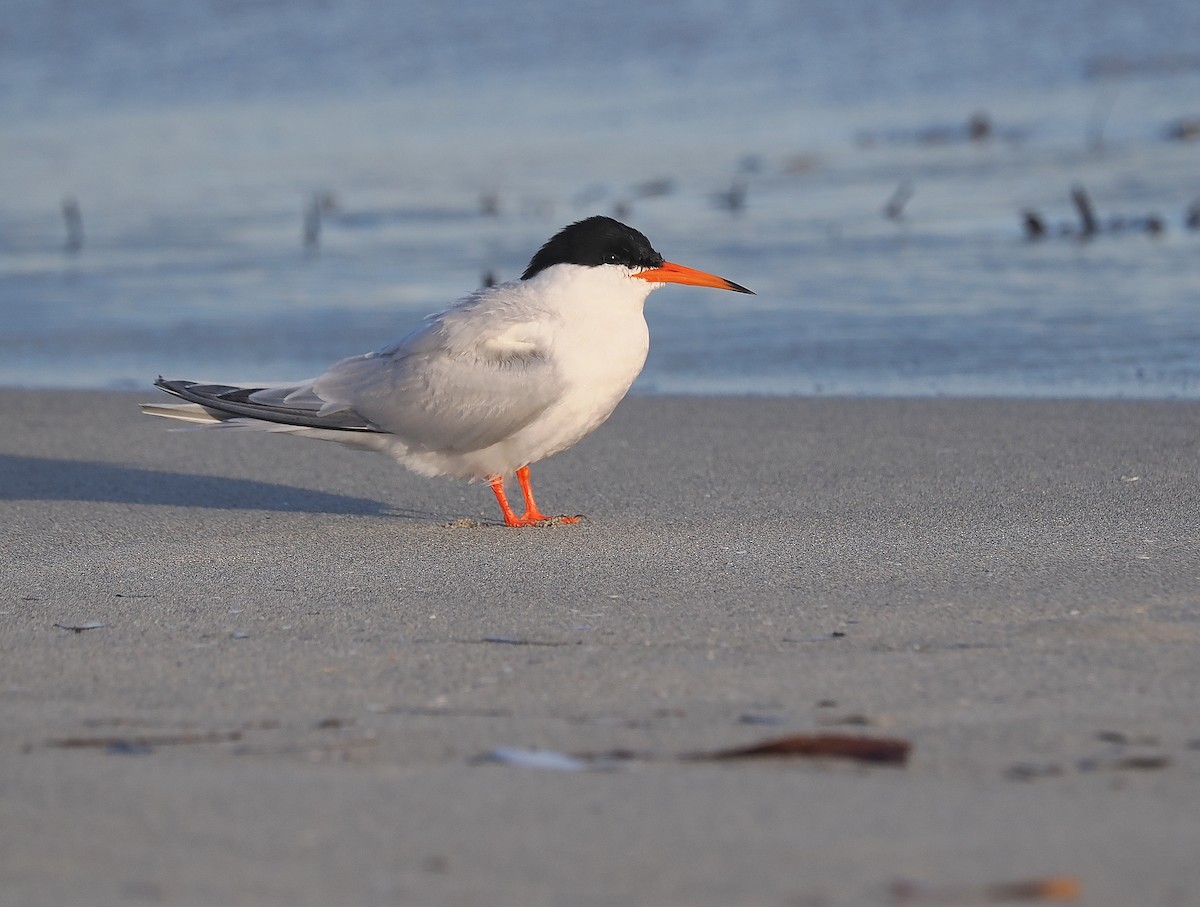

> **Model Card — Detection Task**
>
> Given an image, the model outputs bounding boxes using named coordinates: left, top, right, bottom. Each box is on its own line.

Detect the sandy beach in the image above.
left=2, top=388, right=1198, bottom=906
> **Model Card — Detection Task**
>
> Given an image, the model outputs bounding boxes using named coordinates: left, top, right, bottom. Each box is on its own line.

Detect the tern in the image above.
left=143, top=216, right=752, bottom=526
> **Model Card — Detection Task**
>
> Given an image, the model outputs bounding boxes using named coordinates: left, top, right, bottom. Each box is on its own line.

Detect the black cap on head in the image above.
left=521, top=216, right=665, bottom=280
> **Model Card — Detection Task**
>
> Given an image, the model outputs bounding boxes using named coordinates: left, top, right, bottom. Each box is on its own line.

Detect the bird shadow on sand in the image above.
left=0, top=454, right=450, bottom=521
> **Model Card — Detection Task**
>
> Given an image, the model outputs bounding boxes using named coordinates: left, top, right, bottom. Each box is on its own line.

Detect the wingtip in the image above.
left=153, top=377, right=194, bottom=400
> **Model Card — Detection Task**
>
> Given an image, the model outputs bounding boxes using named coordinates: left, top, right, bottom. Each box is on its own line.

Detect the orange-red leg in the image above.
left=489, top=475, right=535, bottom=527
left=488, top=468, right=581, bottom=527
left=515, top=465, right=551, bottom=522
left=517, top=466, right=580, bottom=524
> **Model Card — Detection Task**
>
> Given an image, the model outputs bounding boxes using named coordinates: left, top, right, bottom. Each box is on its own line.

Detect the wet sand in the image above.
left=2, top=389, right=1198, bottom=906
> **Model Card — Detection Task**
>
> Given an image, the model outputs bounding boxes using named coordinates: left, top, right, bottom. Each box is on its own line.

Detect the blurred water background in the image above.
left=2, top=0, right=1199, bottom=396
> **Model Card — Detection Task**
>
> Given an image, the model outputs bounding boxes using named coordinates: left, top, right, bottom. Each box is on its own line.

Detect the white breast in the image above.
left=491, top=265, right=652, bottom=467
left=393, top=263, right=654, bottom=480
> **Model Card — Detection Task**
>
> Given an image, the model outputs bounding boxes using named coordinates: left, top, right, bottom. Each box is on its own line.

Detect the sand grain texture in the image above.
left=2, top=390, right=1198, bottom=906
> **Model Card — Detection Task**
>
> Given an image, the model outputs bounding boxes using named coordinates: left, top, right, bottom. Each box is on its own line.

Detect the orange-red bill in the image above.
left=634, top=261, right=754, bottom=294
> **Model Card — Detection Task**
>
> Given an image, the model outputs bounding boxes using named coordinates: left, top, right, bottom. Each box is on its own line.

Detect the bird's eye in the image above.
left=605, top=253, right=619, bottom=263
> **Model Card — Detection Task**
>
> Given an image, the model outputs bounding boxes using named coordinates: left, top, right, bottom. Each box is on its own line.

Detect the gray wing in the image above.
left=311, top=297, right=563, bottom=453
left=151, top=378, right=378, bottom=430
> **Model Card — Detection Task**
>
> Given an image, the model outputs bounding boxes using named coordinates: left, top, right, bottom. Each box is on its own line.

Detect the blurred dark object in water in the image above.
left=967, top=111, right=992, bottom=142
left=1086, top=52, right=1200, bottom=79
left=1022, top=211, right=1046, bottom=239
left=632, top=177, right=673, bottom=199
left=62, top=196, right=83, bottom=254
left=1186, top=199, right=1200, bottom=230
left=857, top=111, right=1024, bottom=148
left=1023, top=185, right=1168, bottom=241
left=1070, top=184, right=1098, bottom=237
left=714, top=179, right=747, bottom=214
left=302, top=191, right=336, bottom=255
left=737, top=154, right=763, bottom=174
left=303, top=195, right=321, bottom=254
left=883, top=181, right=914, bottom=221
left=782, top=153, right=821, bottom=174
left=1164, top=117, right=1200, bottom=142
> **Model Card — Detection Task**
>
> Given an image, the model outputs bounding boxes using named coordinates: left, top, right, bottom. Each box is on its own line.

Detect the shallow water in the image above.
left=2, top=0, right=1199, bottom=397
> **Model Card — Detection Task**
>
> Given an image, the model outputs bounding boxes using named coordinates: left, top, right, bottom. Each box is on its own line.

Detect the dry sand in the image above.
left=2, top=389, right=1198, bottom=906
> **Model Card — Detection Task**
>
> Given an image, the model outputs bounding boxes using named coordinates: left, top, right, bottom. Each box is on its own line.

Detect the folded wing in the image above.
left=149, top=293, right=564, bottom=457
